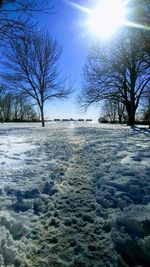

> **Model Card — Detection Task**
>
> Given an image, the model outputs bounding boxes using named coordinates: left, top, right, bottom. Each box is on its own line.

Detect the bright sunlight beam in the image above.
left=87, top=0, right=127, bottom=39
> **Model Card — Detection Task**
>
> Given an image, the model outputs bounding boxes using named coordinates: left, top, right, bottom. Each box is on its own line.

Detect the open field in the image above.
left=0, top=122, right=150, bottom=267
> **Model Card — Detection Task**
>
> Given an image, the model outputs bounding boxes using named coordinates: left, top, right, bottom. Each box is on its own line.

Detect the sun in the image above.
left=67, top=0, right=128, bottom=39
left=87, top=0, right=127, bottom=39
left=66, top=0, right=150, bottom=40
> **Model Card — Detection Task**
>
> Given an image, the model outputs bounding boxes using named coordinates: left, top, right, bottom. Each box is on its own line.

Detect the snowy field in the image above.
left=0, top=122, right=150, bottom=267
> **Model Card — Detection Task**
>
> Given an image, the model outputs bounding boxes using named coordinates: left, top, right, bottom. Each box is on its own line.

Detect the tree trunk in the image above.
left=126, top=102, right=136, bottom=126
left=127, top=107, right=136, bottom=126
left=118, top=114, right=122, bottom=124
left=40, top=105, right=45, bottom=127
left=127, top=112, right=135, bottom=126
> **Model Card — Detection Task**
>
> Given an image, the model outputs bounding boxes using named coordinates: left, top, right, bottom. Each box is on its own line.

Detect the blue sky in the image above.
left=39, top=0, right=101, bottom=120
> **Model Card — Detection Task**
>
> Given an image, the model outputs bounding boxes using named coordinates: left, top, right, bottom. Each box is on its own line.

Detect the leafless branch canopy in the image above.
left=79, top=29, right=150, bottom=125
left=2, top=32, right=72, bottom=126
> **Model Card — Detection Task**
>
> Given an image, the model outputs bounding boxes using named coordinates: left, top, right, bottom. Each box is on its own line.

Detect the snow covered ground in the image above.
left=0, top=122, right=150, bottom=267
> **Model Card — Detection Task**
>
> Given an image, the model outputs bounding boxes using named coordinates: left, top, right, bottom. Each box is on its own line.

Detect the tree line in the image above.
left=0, top=89, right=39, bottom=122
left=99, top=96, right=150, bottom=125
left=0, top=0, right=150, bottom=127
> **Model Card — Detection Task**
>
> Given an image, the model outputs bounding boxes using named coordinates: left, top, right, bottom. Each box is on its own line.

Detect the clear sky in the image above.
left=39, top=0, right=101, bottom=121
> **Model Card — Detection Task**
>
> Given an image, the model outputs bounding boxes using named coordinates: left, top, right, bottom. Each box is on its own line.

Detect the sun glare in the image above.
left=67, top=0, right=150, bottom=39
left=67, top=0, right=128, bottom=39
left=87, top=0, right=127, bottom=39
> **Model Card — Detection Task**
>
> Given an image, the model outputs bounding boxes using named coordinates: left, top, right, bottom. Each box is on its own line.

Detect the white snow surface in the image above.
left=0, top=135, right=36, bottom=168
left=0, top=122, right=149, bottom=267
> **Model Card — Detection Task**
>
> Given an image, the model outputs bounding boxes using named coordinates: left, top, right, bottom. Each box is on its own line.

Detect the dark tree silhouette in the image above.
left=79, top=30, right=150, bottom=126
left=2, top=33, right=72, bottom=127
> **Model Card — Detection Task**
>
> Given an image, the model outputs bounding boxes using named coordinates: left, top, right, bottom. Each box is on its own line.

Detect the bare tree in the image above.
left=102, top=99, right=126, bottom=123
left=102, top=99, right=118, bottom=123
left=0, top=86, right=4, bottom=121
left=22, top=104, right=38, bottom=121
left=80, top=30, right=150, bottom=126
left=129, top=0, right=150, bottom=66
left=130, top=0, right=150, bottom=26
left=12, top=94, right=35, bottom=121
left=141, top=91, right=150, bottom=128
left=2, top=33, right=71, bottom=126
left=0, top=92, right=12, bottom=121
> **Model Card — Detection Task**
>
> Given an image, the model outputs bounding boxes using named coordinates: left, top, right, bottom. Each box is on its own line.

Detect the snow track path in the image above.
left=0, top=123, right=150, bottom=267
left=36, top=128, right=115, bottom=267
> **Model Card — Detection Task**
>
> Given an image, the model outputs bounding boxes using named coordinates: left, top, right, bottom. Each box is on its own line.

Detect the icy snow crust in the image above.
left=0, top=122, right=150, bottom=267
